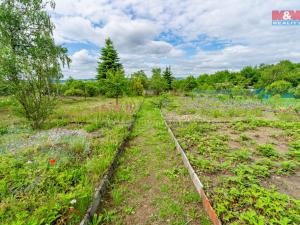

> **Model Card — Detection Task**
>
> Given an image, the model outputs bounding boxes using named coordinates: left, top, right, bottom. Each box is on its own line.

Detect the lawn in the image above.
left=0, top=96, right=142, bottom=225
left=163, top=94, right=300, bottom=224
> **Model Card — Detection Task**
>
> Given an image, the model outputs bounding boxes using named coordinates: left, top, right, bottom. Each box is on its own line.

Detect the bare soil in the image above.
left=244, top=127, right=290, bottom=154
left=216, top=125, right=291, bottom=155
left=262, top=170, right=300, bottom=199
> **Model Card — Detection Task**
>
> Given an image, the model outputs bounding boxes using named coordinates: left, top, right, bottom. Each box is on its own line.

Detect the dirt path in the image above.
left=98, top=100, right=211, bottom=225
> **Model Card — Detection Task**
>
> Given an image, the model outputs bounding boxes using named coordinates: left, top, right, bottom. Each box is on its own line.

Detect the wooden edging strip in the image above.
left=161, top=111, right=222, bottom=225
left=80, top=102, right=143, bottom=225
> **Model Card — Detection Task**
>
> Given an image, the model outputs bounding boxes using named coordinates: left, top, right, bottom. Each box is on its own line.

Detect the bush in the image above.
left=266, top=80, right=292, bottom=95
left=0, top=126, right=8, bottom=135
left=85, top=82, right=100, bottom=97
left=197, top=83, right=214, bottom=91
left=151, top=93, right=171, bottom=109
left=215, top=82, right=234, bottom=90
left=293, top=84, right=300, bottom=98
left=130, top=77, right=144, bottom=96
left=0, top=82, right=11, bottom=96
left=183, top=76, right=197, bottom=91
left=62, top=78, right=100, bottom=97
left=104, top=70, right=126, bottom=105
left=64, top=88, right=85, bottom=97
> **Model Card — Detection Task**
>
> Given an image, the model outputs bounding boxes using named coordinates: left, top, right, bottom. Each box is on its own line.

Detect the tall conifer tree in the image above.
left=96, top=38, right=122, bottom=79
left=163, top=66, right=174, bottom=90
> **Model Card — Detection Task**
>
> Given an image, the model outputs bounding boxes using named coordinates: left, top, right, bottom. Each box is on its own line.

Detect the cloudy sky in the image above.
left=49, top=0, right=300, bottom=79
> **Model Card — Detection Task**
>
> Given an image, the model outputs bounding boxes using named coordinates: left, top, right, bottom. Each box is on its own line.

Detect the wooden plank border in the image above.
left=80, top=102, right=143, bottom=225
left=161, top=112, right=222, bottom=225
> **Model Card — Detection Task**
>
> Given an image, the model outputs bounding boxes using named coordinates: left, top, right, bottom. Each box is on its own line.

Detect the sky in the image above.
left=49, top=0, right=300, bottom=79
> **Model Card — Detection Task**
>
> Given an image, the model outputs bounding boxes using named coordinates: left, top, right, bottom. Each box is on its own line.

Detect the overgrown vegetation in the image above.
left=0, top=97, right=141, bottom=224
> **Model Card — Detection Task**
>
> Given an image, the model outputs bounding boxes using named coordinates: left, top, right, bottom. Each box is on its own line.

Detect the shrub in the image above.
left=130, top=77, right=144, bottom=96
left=62, top=79, right=100, bottom=97
left=0, top=126, right=8, bottom=135
left=293, top=84, right=300, bottom=98
left=86, top=82, right=100, bottom=97
left=64, top=88, right=85, bottom=97
left=151, top=93, right=170, bottom=109
left=183, top=76, right=197, bottom=91
left=266, top=80, right=292, bottom=95
left=0, top=81, right=11, bottom=96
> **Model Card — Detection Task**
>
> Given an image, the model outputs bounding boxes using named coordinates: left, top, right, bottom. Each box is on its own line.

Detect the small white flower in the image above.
left=27, top=160, right=33, bottom=164
left=70, top=199, right=77, bottom=205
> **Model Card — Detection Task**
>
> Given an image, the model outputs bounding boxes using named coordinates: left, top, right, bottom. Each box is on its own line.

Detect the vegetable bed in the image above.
left=165, top=95, right=300, bottom=224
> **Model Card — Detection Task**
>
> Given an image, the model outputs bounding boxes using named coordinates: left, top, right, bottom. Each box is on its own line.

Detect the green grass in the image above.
left=97, top=99, right=211, bottom=225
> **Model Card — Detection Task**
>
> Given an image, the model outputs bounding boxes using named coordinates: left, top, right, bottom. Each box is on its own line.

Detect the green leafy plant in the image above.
left=89, top=214, right=104, bottom=225
left=257, top=144, right=278, bottom=157
left=227, top=149, right=251, bottom=162
left=277, top=161, right=299, bottom=174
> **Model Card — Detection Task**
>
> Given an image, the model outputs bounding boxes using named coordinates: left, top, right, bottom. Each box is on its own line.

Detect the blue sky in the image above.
left=49, top=0, right=300, bottom=79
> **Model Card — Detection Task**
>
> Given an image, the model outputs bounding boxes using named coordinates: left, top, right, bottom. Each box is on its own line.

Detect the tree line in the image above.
left=58, top=45, right=300, bottom=99
left=50, top=39, right=300, bottom=100
left=30, top=38, right=174, bottom=101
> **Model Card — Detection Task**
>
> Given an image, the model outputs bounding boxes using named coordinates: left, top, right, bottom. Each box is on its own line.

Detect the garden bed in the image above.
left=164, top=95, right=300, bottom=224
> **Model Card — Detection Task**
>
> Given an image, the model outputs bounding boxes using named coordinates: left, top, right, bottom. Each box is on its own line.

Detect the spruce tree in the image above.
left=163, top=66, right=174, bottom=90
left=96, top=38, right=122, bottom=79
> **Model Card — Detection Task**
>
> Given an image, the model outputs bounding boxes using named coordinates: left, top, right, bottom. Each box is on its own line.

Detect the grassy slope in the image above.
left=98, top=99, right=211, bottom=225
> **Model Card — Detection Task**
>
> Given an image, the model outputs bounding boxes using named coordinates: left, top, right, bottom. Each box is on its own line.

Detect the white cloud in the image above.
left=50, top=0, right=300, bottom=78
left=63, top=49, right=98, bottom=79
left=71, top=49, right=96, bottom=64
left=53, top=16, right=103, bottom=45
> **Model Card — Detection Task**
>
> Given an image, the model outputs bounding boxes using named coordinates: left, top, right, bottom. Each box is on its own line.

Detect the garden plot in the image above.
left=164, top=95, right=300, bottom=224
left=165, top=95, right=300, bottom=123
left=0, top=97, right=141, bottom=225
